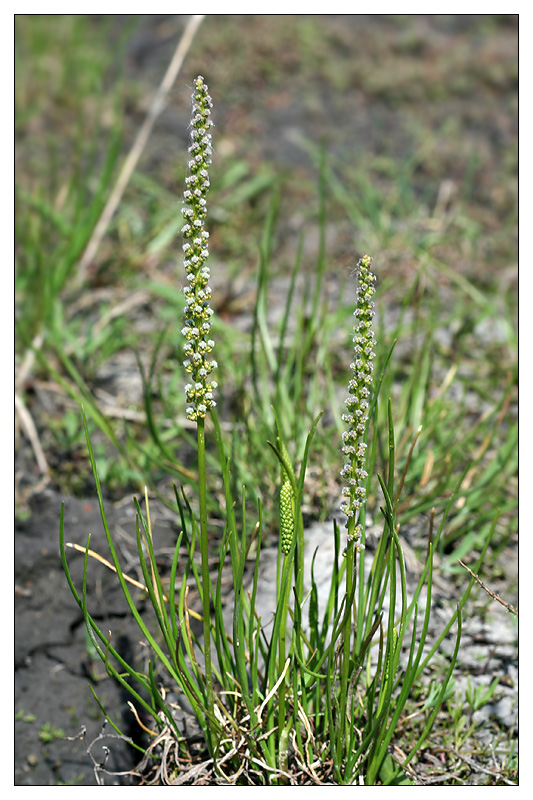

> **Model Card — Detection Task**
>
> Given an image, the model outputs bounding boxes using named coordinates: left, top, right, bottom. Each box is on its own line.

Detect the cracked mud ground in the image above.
left=15, top=492, right=155, bottom=785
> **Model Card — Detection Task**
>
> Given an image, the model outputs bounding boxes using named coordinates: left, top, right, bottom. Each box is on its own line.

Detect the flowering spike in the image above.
left=280, top=478, right=295, bottom=555
left=340, top=254, right=376, bottom=553
left=181, top=76, right=217, bottom=422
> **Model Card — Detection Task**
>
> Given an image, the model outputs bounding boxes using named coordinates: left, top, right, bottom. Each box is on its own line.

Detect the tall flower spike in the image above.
left=340, top=254, right=376, bottom=553
left=181, top=76, right=217, bottom=422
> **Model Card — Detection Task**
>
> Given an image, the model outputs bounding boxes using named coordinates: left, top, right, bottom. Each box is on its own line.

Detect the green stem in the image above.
left=337, top=530, right=356, bottom=757
left=197, top=417, right=215, bottom=755
left=265, top=546, right=292, bottom=763
left=277, top=555, right=291, bottom=781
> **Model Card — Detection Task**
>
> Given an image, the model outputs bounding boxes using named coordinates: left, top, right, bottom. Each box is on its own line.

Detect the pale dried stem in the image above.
left=74, top=14, right=205, bottom=290
left=458, top=559, right=517, bottom=616
left=14, top=391, right=49, bottom=474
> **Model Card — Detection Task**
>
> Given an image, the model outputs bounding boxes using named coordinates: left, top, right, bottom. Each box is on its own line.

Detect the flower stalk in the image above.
left=181, top=75, right=216, bottom=752
left=338, top=254, right=376, bottom=752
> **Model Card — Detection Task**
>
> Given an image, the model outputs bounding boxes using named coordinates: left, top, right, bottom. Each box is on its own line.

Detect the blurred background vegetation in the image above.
left=15, top=14, right=517, bottom=567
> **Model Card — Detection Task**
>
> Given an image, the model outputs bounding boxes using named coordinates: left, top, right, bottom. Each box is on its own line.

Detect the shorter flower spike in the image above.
left=340, top=254, right=376, bottom=552
left=181, top=76, right=217, bottom=422
left=276, top=432, right=297, bottom=556
left=280, top=479, right=294, bottom=555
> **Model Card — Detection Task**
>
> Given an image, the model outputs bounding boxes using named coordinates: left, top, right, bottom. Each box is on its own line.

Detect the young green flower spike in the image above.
left=280, top=478, right=294, bottom=555
left=181, top=76, right=217, bottom=422
left=277, top=437, right=296, bottom=555
left=340, top=254, right=376, bottom=552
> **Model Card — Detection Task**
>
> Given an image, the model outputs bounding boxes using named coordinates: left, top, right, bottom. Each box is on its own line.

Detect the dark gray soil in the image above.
left=15, top=14, right=517, bottom=786
left=15, top=490, right=152, bottom=785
